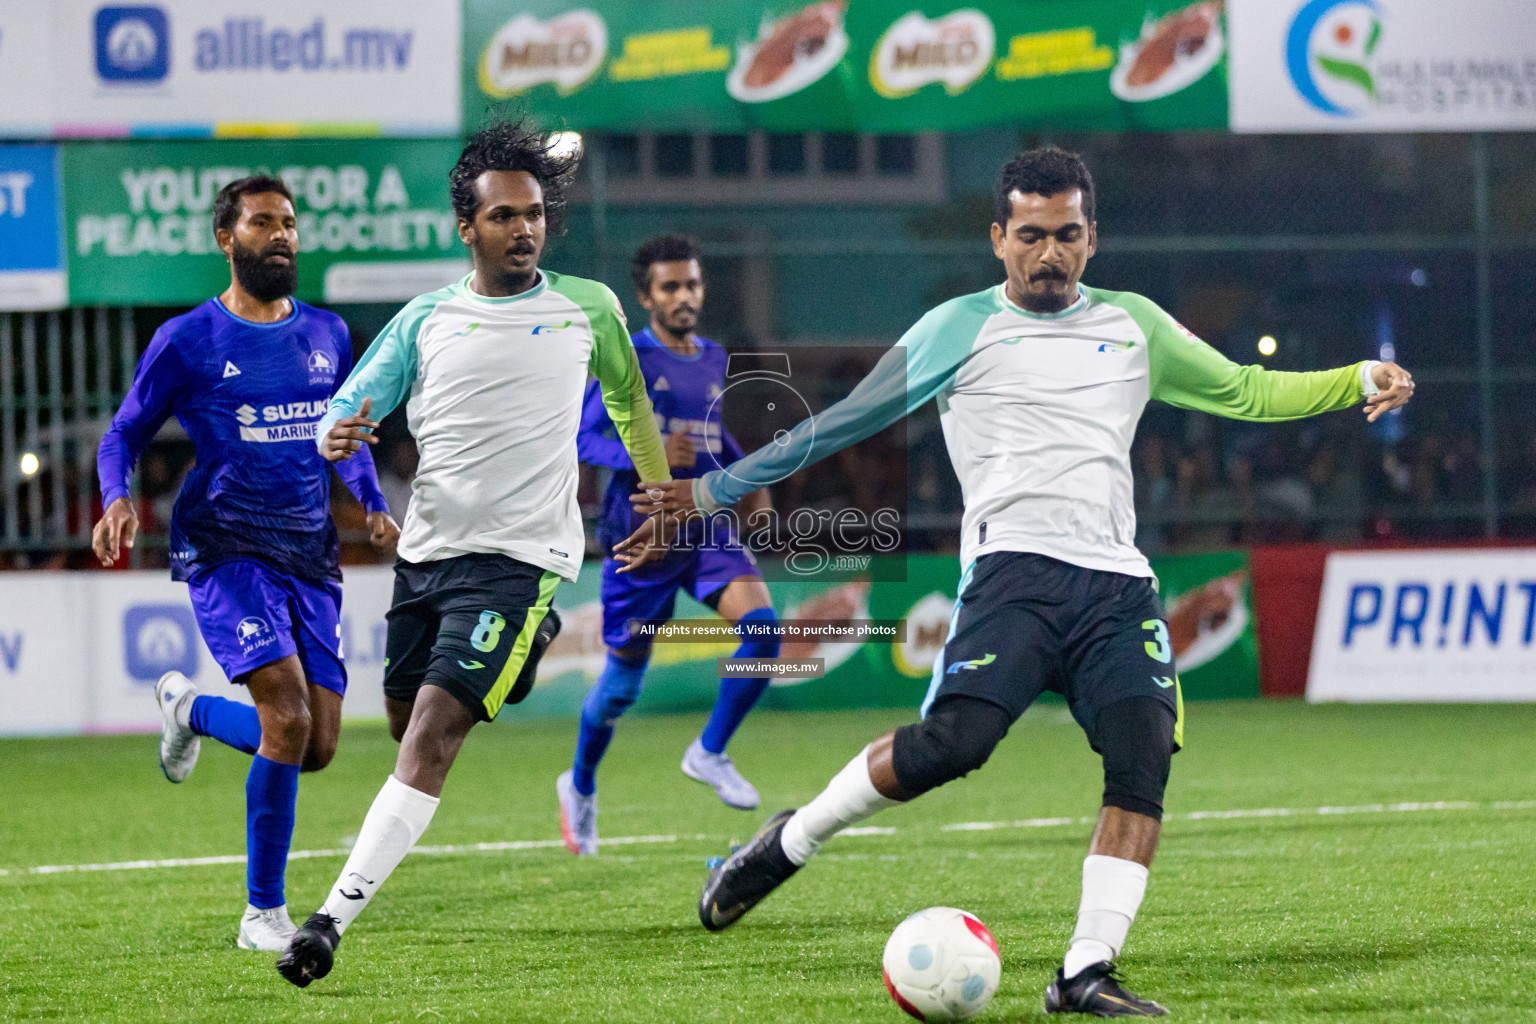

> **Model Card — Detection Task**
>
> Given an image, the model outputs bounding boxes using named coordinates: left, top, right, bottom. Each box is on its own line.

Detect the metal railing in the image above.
left=1, top=308, right=137, bottom=557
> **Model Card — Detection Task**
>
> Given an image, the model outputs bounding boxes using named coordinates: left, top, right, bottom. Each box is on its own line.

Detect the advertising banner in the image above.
left=62, top=138, right=468, bottom=306
left=0, top=146, right=67, bottom=311
left=525, top=551, right=1258, bottom=720
left=1229, top=0, right=1536, bottom=132
left=42, top=0, right=460, bottom=138
left=0, top=553, right=1258, bottom=737
left=0, top=5, right=54, bottom=137
left=1308, top=549, right=1536, bottom=702
left=462, top=0, right=1230, bottom=133
left=0, top=568, right=393, bottom=737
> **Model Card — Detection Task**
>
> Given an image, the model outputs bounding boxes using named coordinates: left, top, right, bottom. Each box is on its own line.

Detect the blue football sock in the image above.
left=572, top=653, right=648, bottom=796
left=189, top=694, right=262, bottom=755
left=701, top=607, right=781, bottom=755
left=245, top=755, right=300, bottom=910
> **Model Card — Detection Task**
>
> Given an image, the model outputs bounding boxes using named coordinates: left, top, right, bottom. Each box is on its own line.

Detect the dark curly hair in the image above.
left=993, top=146, right=1096, bottom=228
left=212, top=175, right=294, bottom=234
left=630, top=234, right=701, bottom=294
left=449, top=119, right=579, bottom=233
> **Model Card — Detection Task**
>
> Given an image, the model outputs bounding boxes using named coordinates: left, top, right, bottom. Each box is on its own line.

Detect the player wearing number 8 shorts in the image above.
left=276, top=121, right=677, bottom=989
left=382, top=555, right=562, bottom=719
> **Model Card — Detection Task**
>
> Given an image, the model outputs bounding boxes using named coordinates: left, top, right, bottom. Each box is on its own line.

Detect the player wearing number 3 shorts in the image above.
left=636, top=147, right=1417, bottom=1016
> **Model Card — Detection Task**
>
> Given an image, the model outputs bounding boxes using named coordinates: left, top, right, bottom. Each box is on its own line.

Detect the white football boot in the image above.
left=557, top=770, right=598, bottom=855
left=238, top=904, right=298, bottom=951
left=155, top=671, right=201, bottom=783
left=681, top=738, right=760, bottom=811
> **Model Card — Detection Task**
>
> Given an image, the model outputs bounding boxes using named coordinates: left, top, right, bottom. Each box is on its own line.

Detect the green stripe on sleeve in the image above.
left=1093, top=287, right=1366, bottom=422
left=553, top=275, right=671, bottom=485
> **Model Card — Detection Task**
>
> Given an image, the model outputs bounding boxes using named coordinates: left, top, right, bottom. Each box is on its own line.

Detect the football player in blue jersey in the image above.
left=93, top=176, right=399, bottom=951
left=557, top=235, right=783, bottom=855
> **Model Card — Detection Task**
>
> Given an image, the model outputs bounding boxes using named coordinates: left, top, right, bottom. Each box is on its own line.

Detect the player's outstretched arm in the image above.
left=1363, top=361, right=1415, bottom=421
left=632, top=293, right=987, bottom=516
left=1128, top=292, right=1416, bottom=422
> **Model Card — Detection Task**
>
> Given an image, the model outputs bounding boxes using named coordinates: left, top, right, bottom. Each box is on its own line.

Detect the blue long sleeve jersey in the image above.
left=97, top=297, right=388, bottom=583
left=578, top=328, right=744, bottom=552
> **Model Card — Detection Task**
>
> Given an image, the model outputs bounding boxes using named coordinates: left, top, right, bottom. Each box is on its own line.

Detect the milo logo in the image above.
left=479, top=9, right=608, bottom=96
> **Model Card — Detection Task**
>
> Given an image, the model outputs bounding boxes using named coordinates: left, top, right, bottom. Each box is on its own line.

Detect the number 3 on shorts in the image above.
left=471, top=610, right=506, bottom=653
left=1141, top=619, right=1172, bottom=664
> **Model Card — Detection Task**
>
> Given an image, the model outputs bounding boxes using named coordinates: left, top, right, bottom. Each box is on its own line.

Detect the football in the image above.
left=881, top=907, right=1001, bottom=1022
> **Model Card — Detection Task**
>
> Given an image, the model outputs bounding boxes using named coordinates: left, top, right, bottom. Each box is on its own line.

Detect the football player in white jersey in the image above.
left=635, top=147, right=1415, bottom=1016
left=277, top=121, right=676, bottom=987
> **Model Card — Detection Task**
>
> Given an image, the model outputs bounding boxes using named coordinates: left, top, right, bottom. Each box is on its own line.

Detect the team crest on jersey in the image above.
left=654, top=375, right=671, bottom=391
left=222, top=361, right=241, bottom=378
left=532, top=320, right=573, bottom=335
left=307, top=349, right=336, bottom=384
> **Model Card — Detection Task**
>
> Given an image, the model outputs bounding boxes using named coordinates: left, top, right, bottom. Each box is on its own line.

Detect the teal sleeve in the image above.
left=1105, top=290, right=1366, bottom=422
left=696, top=291, right=994, bottom=509
left=316, top=295, right=432, bottom=451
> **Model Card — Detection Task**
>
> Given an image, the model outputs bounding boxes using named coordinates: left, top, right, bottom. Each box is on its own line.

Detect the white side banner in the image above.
left=1308, top=549, right=1536, bottom=702
left=1229, top=0, right=1536, bottom=132
left=0, top=6, right=55, bottom=137
left=0, top=567, right=394, bottom=737
left=39, top=0, right=459, bottom=137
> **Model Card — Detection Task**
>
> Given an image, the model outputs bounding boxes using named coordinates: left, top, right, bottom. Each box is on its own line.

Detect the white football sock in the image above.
left=1063, top=854, right=1149, bottom=979
left=779, top=745, right=897, bottom=865
left=318, top=775, right=440, bottom=935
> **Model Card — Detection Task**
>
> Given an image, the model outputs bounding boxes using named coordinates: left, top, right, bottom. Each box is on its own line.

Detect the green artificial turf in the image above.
left=2, top=701, right=1534, bottom=1023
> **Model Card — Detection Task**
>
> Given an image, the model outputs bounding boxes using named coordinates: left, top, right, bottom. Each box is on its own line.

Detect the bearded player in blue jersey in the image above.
left=93, top=176, right=399, bottom=951
left=557, top=236, right=782, bottom=855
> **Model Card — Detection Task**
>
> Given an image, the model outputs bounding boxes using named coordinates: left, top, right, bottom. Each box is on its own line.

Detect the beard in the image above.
left=231, top=238, right=298, bottom=302
left=660, top=307, right=698, bottom=333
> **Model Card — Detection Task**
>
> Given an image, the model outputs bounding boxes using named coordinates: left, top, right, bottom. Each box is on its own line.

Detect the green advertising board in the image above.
left=462, top=0, right=1228, bottom=133
left=520, top=550, right=1258, bottom=722
left=62, top=139, right=468, bottom=307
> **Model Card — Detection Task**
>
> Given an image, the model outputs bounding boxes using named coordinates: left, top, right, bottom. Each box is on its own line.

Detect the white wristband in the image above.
left=1359, top=360, right=1382, bottom=397
left=692, top=475, right=723, bottom=513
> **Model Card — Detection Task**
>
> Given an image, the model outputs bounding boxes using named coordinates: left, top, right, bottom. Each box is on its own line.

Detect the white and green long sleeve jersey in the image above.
left=319, top=271, right=670, bottom=581
left=695, top=283, right=1371, bottom=579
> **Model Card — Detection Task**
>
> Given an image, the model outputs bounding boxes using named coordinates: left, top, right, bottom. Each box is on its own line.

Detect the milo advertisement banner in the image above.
left=62, top=139, right=467, bottom=307
left=462, top=0, right=1229, bottom=132
left=519, top=551, right=1258, bottom=721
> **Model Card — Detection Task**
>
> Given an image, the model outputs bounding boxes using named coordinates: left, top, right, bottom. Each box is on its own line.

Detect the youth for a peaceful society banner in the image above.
left=62, top=139, right=468, bottom=306
left=1308, top=549, right=1536, bottom=702
left=463, top=0, right=1230, bottom=133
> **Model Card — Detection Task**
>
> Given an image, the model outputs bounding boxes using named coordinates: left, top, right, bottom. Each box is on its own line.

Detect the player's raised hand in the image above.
left=367, top=510, right=401, bottom=552
left=612, top=511, right=680, bottom=573
left=91, top=496, right=139, bottom=568
left=630, top=479, right=699, bottom=516
left=664, top=431, right=697, bottom=469
left=321, top=396, right=380, bottom=462
left=1365, top=361, right=1415, bottom=422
